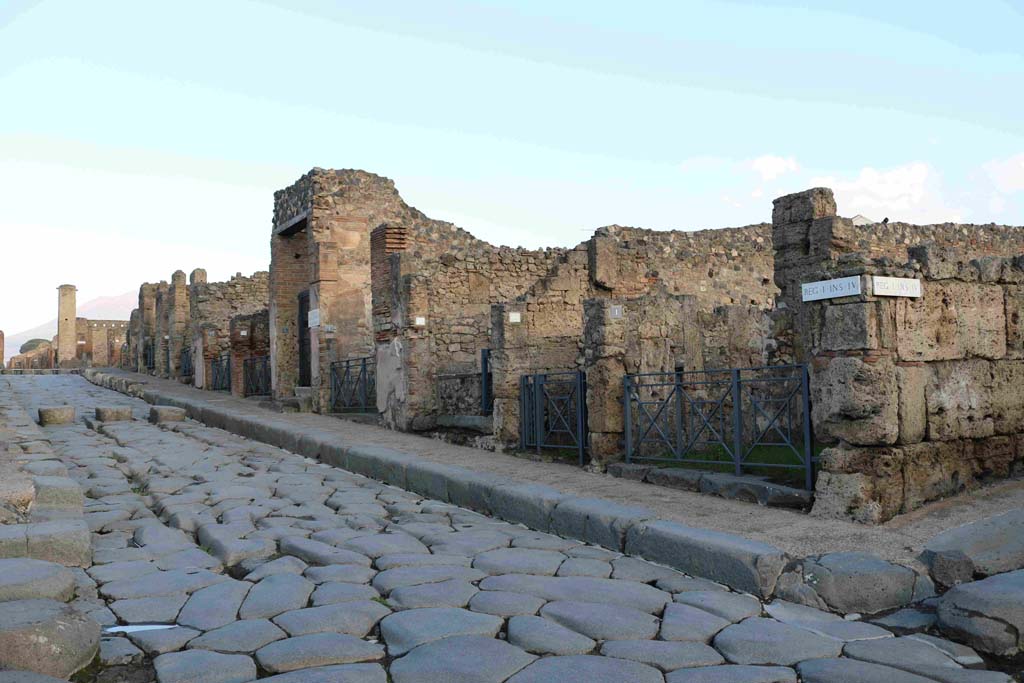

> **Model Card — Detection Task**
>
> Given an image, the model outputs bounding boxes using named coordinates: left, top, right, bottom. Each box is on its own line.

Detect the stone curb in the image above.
left=83, top=368, right=932, bottom=610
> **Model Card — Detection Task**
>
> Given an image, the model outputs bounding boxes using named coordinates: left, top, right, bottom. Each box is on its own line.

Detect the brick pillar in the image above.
left=57, top=284, right=77, bottom=366
left=93, top=326, right=110, bottom=366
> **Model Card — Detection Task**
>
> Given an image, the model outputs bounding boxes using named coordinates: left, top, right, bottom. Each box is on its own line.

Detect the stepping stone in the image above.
left=473, top=548, right=566, bottom=576
left=38, top=406, right=74, bottom=426
left=506, top=654, right=663, bottom=683
left=469, top=590, right=546, bottom=617
left=311, top=582, right=379, bottom=606
left=675, top=591, right=762, bottom=622
left=665, top=665, right=797, bottom=682
left=110, top=594, right=188, bottom=623
left=341, top=533, right=429, bottom=558
left=380, top=607, right=502, bottom=656
left=920, top=509, right=1024, bottom=587
left=178, top=580, right=252, bottom=631
left=556, top=558, right=612, bottom=578
left=540, top=600, right=659, bottom=641
left=95, top=406, right=133, bottom=421
left=797, top=658, right=937, bottom=683
left=0, top=558, right=75, bottom=602
left=254, top=633, right=384, bottom=674
left=375, top=553, right=472, bottom=570
left=601, top=639, right=724, bottom=672
left=661, top=604, right=731, bottom=642
left=478, top=575, right=670, bottom=613
left=305, top=564, right=377, bottom=584
left=389, top=579, right=478, bottom=610
left=187, top=619, right=286, bottom=653
left=713, top=618, right=843, bottom=666
left=153, top=650, right=256, bottom=683
left=507, top=616, right=597, bottom=655
left=127, top=626, right=200, bottom=656
left=372, top=565, right=486, bottom=594
left=936, top=569, right=1024, bottom=656
left=273, top=601, right=391, bottom=637
left=390, top=635, right=536, bottom=683
left=258, top=664, right=387, bottom=683
left=238, top=574, right=313, bottom=620
left=149, top=406, right=186, bottom=423
left=0, top=599, right=100, bottom=678
left=244, top=556, right=307, bottom=582
left=100, top=568, right=228, bottom=600
left=280, top=537, right=371, bottom=567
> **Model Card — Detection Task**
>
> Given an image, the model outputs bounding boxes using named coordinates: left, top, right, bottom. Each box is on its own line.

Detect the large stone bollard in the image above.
left=0, top=599, right=100, bottom=678
left=95, top=406, right=133, bottom=422
left=37, top=406, right=74, bottom=426
left=149, top=406, right=186, bottom=424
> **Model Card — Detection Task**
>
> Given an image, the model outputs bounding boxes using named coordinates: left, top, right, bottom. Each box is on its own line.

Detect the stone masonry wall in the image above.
left=772, top=189, right=1024, bottom=523
left=229, top=309, right=270, bottom=397
left=190, top=271, right=269, bottom=389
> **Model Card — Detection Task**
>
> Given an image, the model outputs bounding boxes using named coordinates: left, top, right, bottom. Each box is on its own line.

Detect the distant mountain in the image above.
left=4, top=291, right=135, bottom=362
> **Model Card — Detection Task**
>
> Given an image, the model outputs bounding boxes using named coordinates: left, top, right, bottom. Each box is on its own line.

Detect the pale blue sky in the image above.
left=1, top=0, right=1023, bottom=335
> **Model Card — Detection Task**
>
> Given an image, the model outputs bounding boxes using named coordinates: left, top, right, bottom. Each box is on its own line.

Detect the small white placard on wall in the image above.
left=872, top=276, right=922, bottom=298
left=801, top=276, right=862, bottom=302
left=308, top=309, right=320, bottom=327
left=414, top=316, right=427, bottom=327
left=610, top=304, right=624, bottom=319
left=239, top=330, right=247, bottom=337
left=508, top=311, right=522, bottom=324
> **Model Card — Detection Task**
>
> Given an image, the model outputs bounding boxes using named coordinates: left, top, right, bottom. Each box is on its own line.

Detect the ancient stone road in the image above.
left=2, top=376, right=1015, bottom=682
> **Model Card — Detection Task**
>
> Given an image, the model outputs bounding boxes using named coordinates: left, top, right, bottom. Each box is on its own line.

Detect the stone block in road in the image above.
left=551, top=497, right=654, bottom=551
left=506, top=615, right=596, bottom=655
left=153, top=650, right=256, bottom=683
left=254, top=633, right=384, bottom=673
left=389, top=635, right=536, bottom=683
left=665, top=665, right=796, bottom=682
left=37, top=406, right=74, bottom=425
left=624, top=520, right=787, bottom=598
left=796, top=658, right=950, bottom=683
left=95, top=405, right=133, bottom=421
left=712, top=618, right=842, bottom=665
left=920, top=509, right=1024, bottom=587
left=599, top=639, right=724, bottom=672
left=0, top=558, right=75, bottom=602
left=799, top=552, right=918, bottom=614
left=936, top=569, right=1024, bottom=656
left=0, top=672, right=72, bottom=683
left=258, top=664, right=386, bottom=683
left=0, top=599, right=100, bottom=678
left=31, top=476, right=83, bottom=509
left=150, top=405, right=187, bottom=424
left=478, top=574, right=670, bottom=614
left=379, top=607, right=502, bottom=656
left=506, top=654, right=664, bottom=683
left=26, top=519, right=91, bottom=567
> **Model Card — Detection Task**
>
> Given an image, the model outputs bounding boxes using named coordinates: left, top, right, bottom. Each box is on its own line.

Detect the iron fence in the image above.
left=330, top=356, right=375, bottom=412
left=623, top=364, right=814, bottom=489
left=436, top=349, right=494, bottom=416
left=243, top=356, right=271, bottom=396
left=210, top=355, right=231, bottom=391
left=180, top=348, right=193, bottom=377
left=520, top=370, right=588, bottom=465
left=143, top=342, right=155, bottom=371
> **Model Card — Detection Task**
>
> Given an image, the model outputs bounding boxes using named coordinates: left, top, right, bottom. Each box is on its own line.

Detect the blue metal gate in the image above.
left=623, top=364, right=814, bottom=489
left=144, top=342, right=155, bottom=371
left=243, top=356, right=270, bottom=396
left=330, top=356, right=376, bottom=412
left=180, top=348, right=193, bottom=377
left=210, top=355, right=231, bottom=391
left=520, top=370, right=588, bottom=465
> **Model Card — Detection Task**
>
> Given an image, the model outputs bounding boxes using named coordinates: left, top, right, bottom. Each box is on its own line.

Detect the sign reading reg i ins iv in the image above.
left=801, top=276, right=861, bottom=302
left=872, top=276, right=922, bottom=298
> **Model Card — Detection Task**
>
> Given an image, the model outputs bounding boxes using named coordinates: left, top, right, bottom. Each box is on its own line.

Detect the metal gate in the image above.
left=243, top=356, right=270, bottom=396
left=210, top=356, right=231, bottom=391
left=330, top=356, right=376, bottom=412
left=144, top=342, right=155, bottom=371
left=520, top=370, right=587, bottom=465
left=623, top=364, right=814, bottom=489
left=297, top=291, right=311, bottom=388
left=180, top=348, right=193, bottom=377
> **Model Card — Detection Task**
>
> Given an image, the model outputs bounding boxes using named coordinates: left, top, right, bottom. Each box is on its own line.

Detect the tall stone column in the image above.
left=57, top=284, right=77, bottom=366
left=0, top=330, right=5, bottom=368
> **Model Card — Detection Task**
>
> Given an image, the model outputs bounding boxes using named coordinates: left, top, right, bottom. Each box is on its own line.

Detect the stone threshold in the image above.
left=84, top=368, right=937, bottom=616
left=607, top=463, right=814, bottom=510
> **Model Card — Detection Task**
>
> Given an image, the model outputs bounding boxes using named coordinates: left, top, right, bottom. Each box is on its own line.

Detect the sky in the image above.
left=1, top=0, right=1023, bottom=335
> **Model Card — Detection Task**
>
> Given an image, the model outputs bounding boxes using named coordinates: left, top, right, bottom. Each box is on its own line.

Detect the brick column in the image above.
left=56, top=284, right=77, bottom=366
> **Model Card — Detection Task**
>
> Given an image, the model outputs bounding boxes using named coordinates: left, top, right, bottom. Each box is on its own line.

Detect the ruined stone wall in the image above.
left=136, top=283, right=160, bottom=373
left=6, top=341, right=54, bottom=370
left=772, top=189, right=1024, bottom=523
left=190, top=271, right=268, bottom=389
left=85, top=320, right=128, bottom=367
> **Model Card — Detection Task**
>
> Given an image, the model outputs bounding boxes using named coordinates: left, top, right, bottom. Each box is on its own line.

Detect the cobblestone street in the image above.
left=0, top=374, right=1017, bottom=683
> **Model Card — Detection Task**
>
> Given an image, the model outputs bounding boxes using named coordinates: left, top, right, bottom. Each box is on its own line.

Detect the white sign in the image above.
left=801, top=276, right=861, bottom=302
left=307, top=309, right=320, bottom=327
left=872, top=276, right=921, bottom=298
left=414, top=316, right=427, bottom=327
left=610, top=304, right=624, bottom=319
left=239, top=330, right=247, bottom=337
left=508, top=311, right=522, bottom=324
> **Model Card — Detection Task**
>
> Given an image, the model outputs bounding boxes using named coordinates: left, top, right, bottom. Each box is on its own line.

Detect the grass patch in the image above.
left=637, top=443, right=827, bottom=488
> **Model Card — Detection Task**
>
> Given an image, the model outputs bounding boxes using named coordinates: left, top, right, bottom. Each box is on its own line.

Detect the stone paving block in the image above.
left=473, top=547, right=566, bottom=576
left=372, top=565, right=486, bottom=594
left=843, top=636, right=966, bottom=676
left=600, top=639, right=725, bottom=672
left=304, top=564, right=377, bottom=585
left=557, top=557, right=612, bottom=577
left=237, top=573, right=313, bottom=620
left=0, top=672, right=71, bottom=683
left=155, top=547, right=223, bottom=571
left=506, top=654, right=664, bottom=683
left=0, top=599, right=100, bottom=678
left=675, top=591, right=762, bottom=622
left=150, top=406, right=187, bottom=424
left=254, top=633, right=384, bottom=673
left=610, top=556, right=680, bottom=583
left=110, top=593, right=189, bottom=623
left=479, top=574, right=670, bottom=614
left=551, top=497, right=654, bottom=551
left=665, top=665, right=797, bottom=682
left=936, top=569, right=1024, bottom=656
left=468, top=590, right=546, bottom=617
left=658, top=575, right=730, bottom=593
left=625, top=521, right=787, bottom=598
left=310, top=581, right=379, bottom=606
left=871, top=608, right=936, bottom=634
left=800, top=552, right=916, bottom=614
left=0, top=558, right=75, bottom=602
left=31, top=476, right=84, bottom=509
left=280, top=537, right=372, bottom=567
left=388, top=578, right=479, bottom=610
left=38, top=406, right=74, bottom=426
left=127, top=626, right=201, bottom=656
left=920, top=509, right=1024, bottom=587
left=88, top=559, right=160, bottom=584
left=796, top=658, right=938, bottom=683
left=540, top=600, right=660, bottom=640
left=507, top=615, right=597, bottom=655
left=0, top=524, right=28, bottom=559
left=100, top=568, right=228, bottom=600
left=488, top=483, right=566, bottom=531
left=511, top=531, right=580, bottom=552
left=341, top=532, right=429, bottom=558
left=390, top=635, right=536, bottom=683
left=95, top=406, right=133, bottom=422
left=25, top=519, right=91, bottom=567
left=763, top=600, right=892, bottom=641
left=257, top=664, right=387, bottom=683
left=178, top=579, right=252, bottom=630
left=100, top=636, right=144, bottom=665
left=187, top=619, right=287, bottom=653
left=713, top=617, right=843, bottom=665
left=153, top=650, right=257, bottom=683
left=380, top=607, right=503, bottom=656
left=273, top=600, right=391, bottom=637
